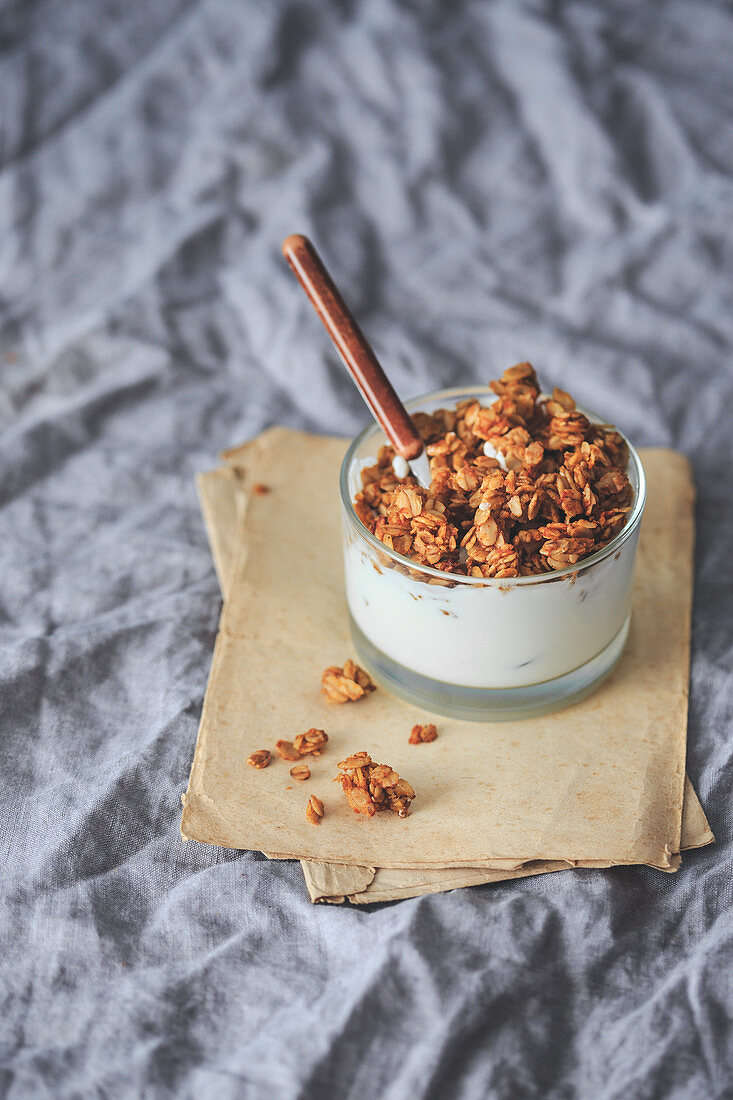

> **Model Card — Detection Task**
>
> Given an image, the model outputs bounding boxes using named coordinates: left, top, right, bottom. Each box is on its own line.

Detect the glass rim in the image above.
left=339, top=384, right=647, bottom=588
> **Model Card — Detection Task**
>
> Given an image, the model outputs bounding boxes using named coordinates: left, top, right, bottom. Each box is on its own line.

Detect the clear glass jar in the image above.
left=340, top=386, right=647, bottom=721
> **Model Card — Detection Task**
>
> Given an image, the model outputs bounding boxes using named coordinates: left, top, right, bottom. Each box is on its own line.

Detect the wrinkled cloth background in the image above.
left=1, top=1, right=732, bottom=1096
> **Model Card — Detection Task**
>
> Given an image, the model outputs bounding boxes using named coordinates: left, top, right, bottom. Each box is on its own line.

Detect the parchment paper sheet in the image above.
left=196, top=444, right=713, bottom=902
left=301, top=768, right=715, bottom=903
left=182, top=428, right=702, bottom=873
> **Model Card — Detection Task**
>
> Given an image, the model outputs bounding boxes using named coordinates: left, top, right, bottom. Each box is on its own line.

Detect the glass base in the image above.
left=349, top=614, right=630, bottom=722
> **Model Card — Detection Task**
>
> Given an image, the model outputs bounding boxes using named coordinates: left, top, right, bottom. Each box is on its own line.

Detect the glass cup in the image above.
left=340, top=386, right=646, bottom=721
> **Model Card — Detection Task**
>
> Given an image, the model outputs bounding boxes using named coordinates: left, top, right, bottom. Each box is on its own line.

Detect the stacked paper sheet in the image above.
left=182, top=429, right=713, bottom=903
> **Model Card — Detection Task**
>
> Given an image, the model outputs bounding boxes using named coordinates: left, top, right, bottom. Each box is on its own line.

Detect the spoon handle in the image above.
left=282, top=234, right=424, bottom=460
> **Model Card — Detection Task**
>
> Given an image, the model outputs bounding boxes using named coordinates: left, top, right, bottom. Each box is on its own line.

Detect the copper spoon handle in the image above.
left=281, top=234, right=424, bottom=460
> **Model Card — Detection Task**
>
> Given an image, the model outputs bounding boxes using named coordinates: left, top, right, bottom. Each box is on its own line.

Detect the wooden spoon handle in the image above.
left=281, top=234, right=424, bottom=460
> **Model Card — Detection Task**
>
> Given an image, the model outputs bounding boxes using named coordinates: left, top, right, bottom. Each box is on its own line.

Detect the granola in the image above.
left=409, top=723, right=438, bottom=744
left=275, top=739, right=301, bottom=761
left=294, top=728, right=329, bottom=756
left=336, top=753, right=416, bottom=818
left=247, top=749, right=271, bottom=769
left=290, top=764, right=311, bottom=781
left=321, top=660, right=376, bottom=703
left=354, top=363, right=634, bottom=577
left=306, top=794, right=324, bottom=824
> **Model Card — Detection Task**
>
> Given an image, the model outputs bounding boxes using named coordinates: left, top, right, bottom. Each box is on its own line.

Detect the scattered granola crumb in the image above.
left=275, top=739, right=301, bottom=761
left=321, top=660, right=376, bottom=703
left=409, top=723, right=438, bottom=744
left=336, top=753, right=415, bottom=818
left=354, top=362, right=633, bottom=577
left=294, top=728, right=328, bottom=756
left=306, top=794, right=324, bottom=824
left=252, top=483, right=271, bottom=495
left=247, top=749, right=271, bottom=769
left=290, top=764, right=311, bottom=781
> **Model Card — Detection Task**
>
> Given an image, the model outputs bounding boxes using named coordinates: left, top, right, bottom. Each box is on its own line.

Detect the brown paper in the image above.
left=195, top=446, right=713, bottom=902
left=183, top=428, right=705, bottom=874
left=195, top=467, right=248, bottom=597
left=302, top=772, right=714, bottom=904
left=305, top=768, right=715, bottom=904
left=200, top=463, right=713, bottom=904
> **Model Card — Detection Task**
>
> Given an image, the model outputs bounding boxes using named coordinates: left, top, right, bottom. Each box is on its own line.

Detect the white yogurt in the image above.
left=392, top=455, right=410, bottom=479
left=483, top=441, right=508, bottom=470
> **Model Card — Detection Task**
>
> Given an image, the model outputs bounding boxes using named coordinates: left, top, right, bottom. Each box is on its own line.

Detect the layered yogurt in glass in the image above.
left=339, top=385, right=646, bottom=720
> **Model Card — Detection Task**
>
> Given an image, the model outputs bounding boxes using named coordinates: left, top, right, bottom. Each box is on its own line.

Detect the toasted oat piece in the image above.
left=369, top=763, right=400, bottom=787
left=247, top=749, right=271, bottom=769
left=294, top=728, right=328, bottom=756
left=306, top=794, right=324, bottom=824
left=336, top=753, right=415, bottom=818
left=290, top=764, right=311, bottom=781
left=344, top=786, right=376, bottom=817
left=409, top=723, right=438, bottom=744
left=252, top=483, right=270, bottom=495
left=337, top=751, right=372, bottom=770
left=321, top=660, right=376, bottom=703
left=275, top=739, right=301, bottom=761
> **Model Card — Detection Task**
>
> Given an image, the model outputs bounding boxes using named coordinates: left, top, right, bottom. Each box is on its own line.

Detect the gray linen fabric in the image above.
left=1, top=1, right=732, bottom=1096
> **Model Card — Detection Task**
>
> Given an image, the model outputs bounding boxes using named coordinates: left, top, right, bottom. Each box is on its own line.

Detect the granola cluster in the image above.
left=294, top=728, right=329, bottom=756
left=321, top=660, right=376, bottom=703
left=336, top=752, right=416, bottom=818
left=354, top=363, right=634, bottom=578
left=409, top=723, right=437, bottom=744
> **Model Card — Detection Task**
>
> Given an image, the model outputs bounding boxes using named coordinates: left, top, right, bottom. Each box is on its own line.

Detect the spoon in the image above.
left=281, top=234, right=432, bottom=488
